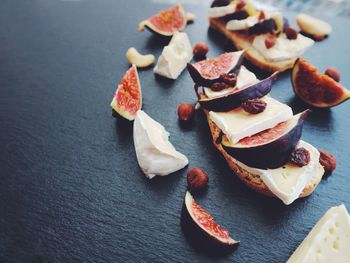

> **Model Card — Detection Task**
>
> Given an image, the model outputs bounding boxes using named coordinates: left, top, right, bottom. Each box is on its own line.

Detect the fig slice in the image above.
left=292, top=58, right=350, bottom=108
left=110, top=65, right=142, bottom=121
left=182, top=191, right=239, bottom=249
left=138, top=4, right=187, bottom=37
left=222, top=110, right=310, bottom=169
left=198, top=72, right=278, bottom=112
left=187, top=51, right=245, bottom=86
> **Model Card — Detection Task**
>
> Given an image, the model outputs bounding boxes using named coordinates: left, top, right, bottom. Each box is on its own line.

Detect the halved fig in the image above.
left=110, top=65, right=142, bottom=121
left=222, top=110, right=310, bottom=169
left=138, top=4, right=187, bottom=37
left=198, top=72, right=278, bottom=112
left=248, top=18, right=277, bottom=35
left=292, top=58, right=350, bottom=108
left=181, top=191, right=239, bottom=251
left=187, top=51, right=245, bottom=86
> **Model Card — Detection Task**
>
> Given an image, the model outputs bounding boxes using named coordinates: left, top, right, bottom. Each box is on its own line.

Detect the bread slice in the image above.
left=209, top=18, right=296, bottom=72
left=204, top=109, right=324, bottom=200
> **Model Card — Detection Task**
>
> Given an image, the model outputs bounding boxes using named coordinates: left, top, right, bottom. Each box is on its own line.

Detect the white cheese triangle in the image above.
left=287, top=204, right=350, bottom=263
left=133, top=110, right=189, bottom=179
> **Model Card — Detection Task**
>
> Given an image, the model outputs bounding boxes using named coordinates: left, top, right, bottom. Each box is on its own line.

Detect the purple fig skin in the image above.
left=187, top=51, right=245, bottom=87
left=220, top=11, right=249, bottom=22
left=248, top=18, right=277, bottom=35
left=211, top=0, right=231, bottom=7
left=199, top=72, right=278, bottom=112
left=222, top=110, right=311, bottom=169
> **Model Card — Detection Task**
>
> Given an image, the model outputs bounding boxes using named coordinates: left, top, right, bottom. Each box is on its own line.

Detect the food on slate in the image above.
left=126, top=47, right=155, bottom=68
left=292, top=58, right=350, bottom=108
left=110, top=65, right=142, bottom=121
left=192, top=42, right=209, bottom=60
left=287, top=204, right=350, bottom=263
left=186, top=12, right=196, bottom=23
left=324, top=67, right=340, bottom=82
left=138, top=4, right=188, bottom=36
left=177, top=103, right=195, bottom=121
left=296, top=13, right=332, bottom=41
left=133, top=110, right=188, bottom=179
left=187, top=50, right=328, bottom=205
left=154, top=32, right=192, bottom=79
left=208, top=0, right=315, bottom=72
left=187, top=167, right=209, bottom=192
left=182, top=192, right=239, bottom=248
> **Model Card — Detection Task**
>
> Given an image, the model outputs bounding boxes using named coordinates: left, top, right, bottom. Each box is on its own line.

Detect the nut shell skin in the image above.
left=187, top=167, right=209, bottom=191
left=177, top=103, right=195, bottom=121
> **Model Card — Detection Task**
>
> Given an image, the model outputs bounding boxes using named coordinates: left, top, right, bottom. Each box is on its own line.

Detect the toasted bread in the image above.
left=209, top=18, right=296, bottom=72
left=204, top=109, right=324, bottom=200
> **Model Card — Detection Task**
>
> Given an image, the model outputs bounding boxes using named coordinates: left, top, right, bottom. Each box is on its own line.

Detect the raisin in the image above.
left=318, top=149, right=336, bottom=176
left=265, top=34, right=277, bottom=49
left=220, top=72, right=237, bottom=86
left=193, top=42, right=209, bottom=60
left=241, top=98, right=267, bottom=114
left=211, top=82, right=230, bottom=91
left=258, top=11, right=266, bottom=21
left=285, top=27, right=298, bottom=40
left=290, top=147, right=310, bottom=167
left=236, top=0, right=246, bottom=10
left=325, top=67, right=340, bottom=82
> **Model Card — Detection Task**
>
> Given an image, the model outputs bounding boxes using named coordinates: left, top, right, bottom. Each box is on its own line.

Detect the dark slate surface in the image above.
left=0, top=0, right=349, bottom=262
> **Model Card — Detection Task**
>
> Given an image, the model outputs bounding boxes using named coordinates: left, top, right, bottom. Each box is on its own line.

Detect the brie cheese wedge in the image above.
left=133, top=110, right=189, bottom=179
left=287, top=204, right=350, bottom=262
left=154, top=32, right=192, bottom=79
left=252, top=33, right=314, bottom=62
left=209, top=96, right=293, bottom=144
left=204, top=66, right=259, bottom=99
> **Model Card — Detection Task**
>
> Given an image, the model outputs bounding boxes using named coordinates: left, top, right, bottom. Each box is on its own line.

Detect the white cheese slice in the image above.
left=226, top=16, right=259, bottom=31
left=209, top=96, right=293, bottom=144
left=252, top=33, right=314, bottom=62
left=133, top=110, right=189, bottom=179
left=235, top=141, right=321, bottom=205
left=204, top=66, right=259, bottom=99
left=208, top=5, right=235, bottom=18
left=154, top=32, right=192, bottom=79
left=287, top=204, right=350, bottom=262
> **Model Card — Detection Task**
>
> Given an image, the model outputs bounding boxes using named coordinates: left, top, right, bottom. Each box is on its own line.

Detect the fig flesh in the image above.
left=198, top=72, right=278, bottom=112
left=292, top=58, right=350, bottom=108
left=110, top=65, right=142, bottom=121
left=187, top=51, right=245, bottom=87
left=222, top=110, right=310, bottom=169
left=182, top=191, right=239, bottom=250
left=138, top=4, right=187, bottom=36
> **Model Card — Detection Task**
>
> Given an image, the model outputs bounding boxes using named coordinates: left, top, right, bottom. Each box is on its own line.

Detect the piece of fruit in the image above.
left=248, top=18, right=277, bottom=35
left=296, top=13, right=332, bottom=39
left=182, top=191, right=239, bottom=249
left=324, top=67, right=340, bottom=82
left=292, top=59, right=350, bottom=108
left=126, top=47, right=155, bottom=68
left=222, top=110, right=310, bottom=169
left=318, top=149, right=336, bottom=177
left=138, top=4, right=187, bottom=36
left=193, top=42, right=209, bottom=60
left=210, top=0, right=231, bottom=7
left=187, top=167, right=209, bottom=192
left=285, top=27, right=298, bottom=40
left=177, top=103, right=195, bottom=121
left=187, top=51, right=245, bottom=86
left=241, top=98, right=267, bottom=114
left=110, top=65, right=142, bottom=120
left=198, top=72, right=278, bottom=112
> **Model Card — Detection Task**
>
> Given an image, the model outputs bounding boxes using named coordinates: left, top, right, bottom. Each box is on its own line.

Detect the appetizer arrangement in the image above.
left=109, top=0, right=349, bottom=261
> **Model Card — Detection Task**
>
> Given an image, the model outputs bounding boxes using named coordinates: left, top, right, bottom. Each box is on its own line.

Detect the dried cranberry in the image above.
left=318, top=149, right=336, bottom=176
left=285, top=27, right=298, bottom=40
left=236, top=0, right=246, bottom=10
left=290, top=147, right=310, bottom=167
left=220, top=73, right=237, bottom=86
left=211, top=82, right=230, bottom=91
left=241, top=98, right=267, bottom=114
left=265, top=34, right=277, bottom=49
left=258, top=11, right=266, bottom=21
left=193, top=42, right=209, bottom=60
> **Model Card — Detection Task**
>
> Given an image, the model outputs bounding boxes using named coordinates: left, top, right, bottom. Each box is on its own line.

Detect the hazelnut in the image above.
left=177, top=103, right=194, bottom=121
left=318, top=149, right=336, bottom=176
left=193, top=42, right=209, bottom=60
left=265, top=34, right=277, bottom=49
left=187, top=167, right=209, bottom=192
left=325, top=67, right=340, bottom=82
left=285, top=27, right=298, bottom=40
